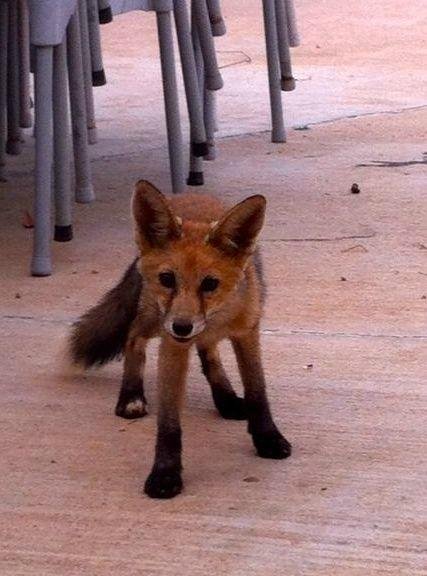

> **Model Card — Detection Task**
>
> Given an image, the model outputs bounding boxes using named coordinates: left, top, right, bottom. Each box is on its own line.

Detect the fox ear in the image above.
left=132, top=180, right=181, bottom=250
left=208, top=195, right=266, bottom=256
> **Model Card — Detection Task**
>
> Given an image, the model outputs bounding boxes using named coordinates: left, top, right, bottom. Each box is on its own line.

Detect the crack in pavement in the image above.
left=262, top=329, right=427, bottom=341
left=2, top=314, right=73, bottom=325
left=2, top=315, right=425, bottom=341
left=262, top=231, right=376, bottom=243
left=293, top=104, right=427, bottom=130
left=356, top=152, right=427, bottom=168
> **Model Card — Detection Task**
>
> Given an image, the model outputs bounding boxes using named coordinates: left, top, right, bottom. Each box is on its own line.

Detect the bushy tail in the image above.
left=69, top=259, right=142, bottom=368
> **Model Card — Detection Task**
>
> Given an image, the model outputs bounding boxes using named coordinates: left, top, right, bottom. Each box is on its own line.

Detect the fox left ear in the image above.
left=132, top=180, right=181, bottom=251
left=207, top=195, right=266, bottom=257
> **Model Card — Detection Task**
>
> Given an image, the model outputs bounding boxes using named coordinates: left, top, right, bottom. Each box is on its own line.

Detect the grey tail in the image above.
left=69, top=259, right=142, bottom=368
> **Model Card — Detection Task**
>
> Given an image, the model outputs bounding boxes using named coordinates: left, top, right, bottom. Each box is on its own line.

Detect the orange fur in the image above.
left=69, top=180, right=291, bottom=499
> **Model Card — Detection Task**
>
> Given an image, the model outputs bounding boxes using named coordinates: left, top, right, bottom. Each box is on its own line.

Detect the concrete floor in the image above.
left=1, top=1, right=426, bottom=575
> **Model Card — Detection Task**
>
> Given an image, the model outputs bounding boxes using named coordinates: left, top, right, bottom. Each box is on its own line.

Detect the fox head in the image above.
left=132, top=181, right=266, bottom=343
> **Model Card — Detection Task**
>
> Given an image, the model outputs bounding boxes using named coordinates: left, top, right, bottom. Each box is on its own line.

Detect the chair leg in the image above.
left=262, top=0, right=286, bottom=143
left=191, top=0, right=223, bottom=91
left=0, top=0, right=8, bottom=180
left=67, top=8, right=95, bottom=204
left=87, top=0, right=106, bottom=86
left=203, top=87, right=216, bottom=160
left=6, top=0, right=22, bottom=155
left=156, top=10, right=185, bottom=194
left=187, top=14, right=204, bottom=186
left=17, top=0, right=32, bottom=128
left=97, top=0, right=113, bottom=24
left=53, top=41, right=73, bottom=242
left=31, top=46, right=54, bottom=277
left=206, top=0, right=226, bottom=37
left=79, top=0, right=98, bottom=144
left=173, top=0, right=208, bottom=158
left=284, top=0, right=300, bottom=47
left=275, top=0, right=295, bottom=92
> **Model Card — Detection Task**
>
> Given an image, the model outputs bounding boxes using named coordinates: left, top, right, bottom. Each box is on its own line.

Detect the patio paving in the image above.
left=0, top=1, right=426, bottom=574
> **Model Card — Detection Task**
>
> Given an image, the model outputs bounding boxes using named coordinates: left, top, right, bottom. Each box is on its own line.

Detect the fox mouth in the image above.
left=171, top=335, right=194, bottom=344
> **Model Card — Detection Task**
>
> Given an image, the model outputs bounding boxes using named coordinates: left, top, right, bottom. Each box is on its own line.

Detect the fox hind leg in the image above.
left=198, top=345, right=247, bottom=420
left=115, top=333, right=147, bottom=419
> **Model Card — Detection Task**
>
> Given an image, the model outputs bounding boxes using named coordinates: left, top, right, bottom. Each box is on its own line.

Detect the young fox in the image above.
left=69, top=180, right=291, bottom=499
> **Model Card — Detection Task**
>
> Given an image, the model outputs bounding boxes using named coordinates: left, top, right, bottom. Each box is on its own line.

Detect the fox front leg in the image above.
left=231, top=327, right=292, bottom=459
left=197, top=345, right=247, bottom=420
left=115, top=331, right=147, bottom=419
left=144, top=338, right=189, bottom=499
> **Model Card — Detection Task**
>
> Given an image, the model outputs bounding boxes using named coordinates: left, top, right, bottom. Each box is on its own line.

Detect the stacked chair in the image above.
left=0, top=0, right=299, bottom=276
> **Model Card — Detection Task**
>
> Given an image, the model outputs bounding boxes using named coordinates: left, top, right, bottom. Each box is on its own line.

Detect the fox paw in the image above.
left=214, top=392, right=247, bottom=420
left=144, top=469, right=183, bottom=499
left=252, top=429, right=292, bottom=459
left=115, top=391, right=147, bottom=420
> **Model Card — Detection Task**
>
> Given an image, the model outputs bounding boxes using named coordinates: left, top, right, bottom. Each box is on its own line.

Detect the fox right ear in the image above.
left=132, top=180, right=181, bottom=251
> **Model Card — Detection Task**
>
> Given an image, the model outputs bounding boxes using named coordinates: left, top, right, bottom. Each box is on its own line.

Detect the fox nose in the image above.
left=172, top=320, right=193, bottom=338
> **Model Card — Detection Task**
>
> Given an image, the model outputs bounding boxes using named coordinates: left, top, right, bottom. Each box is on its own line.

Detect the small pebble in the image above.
left=340, top=276, right=347, bottom=282
left=304, top=364, right=314, bottom=370
left=243, top=476, right=260, bottom=483
left=351, top=183, right=360, bottom=194
left=321, top=487, right=328, bottom=491
left=422, top=295, right=426, bottom=300
left=15, top=292, right=21, bottom=299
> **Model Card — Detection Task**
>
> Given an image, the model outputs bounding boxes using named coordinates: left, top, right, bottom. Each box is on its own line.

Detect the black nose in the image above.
left=172, top=321, right=193, bottom=338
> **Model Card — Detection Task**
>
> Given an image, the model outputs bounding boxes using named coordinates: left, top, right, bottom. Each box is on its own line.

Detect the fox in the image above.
left=68, top=180, right=291, bottom=499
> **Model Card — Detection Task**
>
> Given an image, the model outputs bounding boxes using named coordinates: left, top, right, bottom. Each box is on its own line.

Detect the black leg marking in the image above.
left=144, top=429, right=183, bottom=499
left=144, top=338, right=188, bottom=499
left=115, top=377, right=147, bottom=419
left=211, top=388, right=247, bottom=420
left=251, top=428, right=292, bottom=459
left=144, top=468, right=183, bottom=499
left=232, top=329, right=292, bottom=459
left=198, top=347, right=247, bottom=420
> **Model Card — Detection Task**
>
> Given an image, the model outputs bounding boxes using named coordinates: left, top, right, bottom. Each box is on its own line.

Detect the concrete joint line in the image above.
left=262, top=328, right=427, bottom=341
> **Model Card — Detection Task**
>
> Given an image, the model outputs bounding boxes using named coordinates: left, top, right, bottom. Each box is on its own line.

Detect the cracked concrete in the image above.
left=0, top=1, right=426, bottom=575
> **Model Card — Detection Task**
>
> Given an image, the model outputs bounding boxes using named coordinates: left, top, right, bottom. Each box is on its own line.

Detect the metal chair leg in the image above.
left=87, top=0, right=106, bottom=86
left=156, top=9, right=185, bottom=194
left=204, top=87, right=216, bottom=160
left=6, top=0, right=22, bottom=155
left=31, top=46, right=54, bottom=277
left=206, top=0, right=226, bottom=36
left=275, top=0, right=295, bottom=91
left=79, top=0, right=98, bottom=144
left=17, top=0, right=32, bottom=128
left=262, top=0, right=286, bottom=143
left=67, top=8, right=95, bottom=203
left=192, top=0, right=223, bottom=91
left=98, top=0, right=113, bottom=24
left=187, top=15, right=204, bottom=186
left=173, top=0, right=208, bottom=158
left=284, top=0, right=300, bottom=47
left=0, top=0, right=8, bottom=180
left=53, top=41, right=73, bottom=242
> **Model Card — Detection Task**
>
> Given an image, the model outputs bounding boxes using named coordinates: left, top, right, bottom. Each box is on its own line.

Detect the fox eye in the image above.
left=159, top=271, right=176, bottom=289
left=200, top=276, right=219, bottom=292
